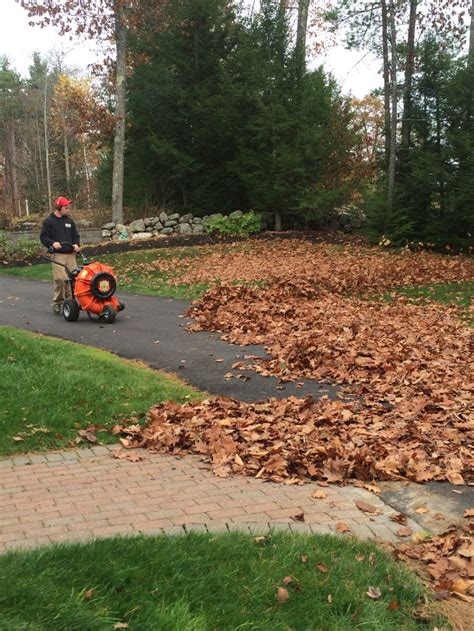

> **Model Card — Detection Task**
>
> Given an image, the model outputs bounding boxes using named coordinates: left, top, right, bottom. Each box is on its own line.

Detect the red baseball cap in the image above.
left=55, top=196, right=72, bottom=207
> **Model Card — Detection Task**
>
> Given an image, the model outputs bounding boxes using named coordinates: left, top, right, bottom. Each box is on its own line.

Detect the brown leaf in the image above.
left=355, top=554, right=365, bottom=562
left=276, top=587, right=289, bottom=603
left=387, top=600, right=399, bottom=610
left=464, top=508, right=474, bottom=518
left=458, top=544, right=474, bottom=558
left=311, top=490, right=327, bottom=499
left=397, top=527, right=413, bottom=537
left=355, top=500, right=380, bottom=515
left=292, top=513, right=305, bottom=522
left=447, top=472, right=465, bottom=485
left=114, top=624, right=129, bottom=630
left=389, top=513, right=407, bottom=525
left=83, top=588, right=94, bottom=600
left=434, top=590, right=450, bottom=601
left=316, top=563, right=329, bottom=573
left=336, top=521, right=351, bottom=533
left=282, top=576, right=293, bottom=585
left=452, top=579, right=474, bottom=595
left=78, top=429, right=97, bottom=443
left=366, top=586, right=381, bottom=599
left=301, top=555, right=308, bottom=563
left=351, top=607, right=361, bottom=622
left=415, top=506, right=429, bottom=514
left=234, top=454, right=244, bottom=467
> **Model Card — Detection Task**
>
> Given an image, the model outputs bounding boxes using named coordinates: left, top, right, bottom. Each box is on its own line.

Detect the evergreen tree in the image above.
left=122, top=0, right=357, bottom=224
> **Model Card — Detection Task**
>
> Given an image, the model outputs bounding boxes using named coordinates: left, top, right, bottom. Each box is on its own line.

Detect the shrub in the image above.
left=205, top=211, right=263, bottom=238
left=0, top=232, right=42, bottom=264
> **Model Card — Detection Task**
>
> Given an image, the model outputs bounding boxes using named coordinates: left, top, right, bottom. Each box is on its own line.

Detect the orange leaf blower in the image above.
left=45, top=242, right=125, bottom=324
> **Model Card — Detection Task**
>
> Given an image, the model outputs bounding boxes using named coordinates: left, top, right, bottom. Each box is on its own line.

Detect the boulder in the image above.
left=128, top=219, right=146, bottom=233
left=178, top=223, right=192, bottom=234
left=153, top=221, right=163, bottom=231
left=144, top=217, right=154, bottom=227
left=131, top=232, right=151, bottom=240
left=159, top=211, right=168, bottom=224
left=168, top=213, right=180, bottom=221
left=160, top=227, right=174, bottom=234
left=179, top=213, right=193, bottom=223
left=103, top=222, right=116, bottom=230
left=164, top=220, right=178, bottom=228
left=337, top=212, right=352, bottom=227
left=208, top=213, right=223, bottom=221
left=192, top=217, right=203, bottom=224
left=101, top=229, right=112, bottom=238
left=116, top=223, right=126, bottom=233
left=229, top=210, right=243, bottom=219
left=192, top=223, right=204, bottom=234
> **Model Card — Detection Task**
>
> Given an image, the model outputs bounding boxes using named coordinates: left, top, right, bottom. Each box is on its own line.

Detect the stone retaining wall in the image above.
left=101, top=211, right=243, bottom=241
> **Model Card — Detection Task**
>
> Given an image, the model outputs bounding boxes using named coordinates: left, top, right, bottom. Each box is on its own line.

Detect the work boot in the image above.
left=53, top=303, right=62, bottom=315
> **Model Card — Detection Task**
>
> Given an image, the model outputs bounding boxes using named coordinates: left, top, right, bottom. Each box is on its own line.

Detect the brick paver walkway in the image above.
left=0, top=447, right=422, bottom=552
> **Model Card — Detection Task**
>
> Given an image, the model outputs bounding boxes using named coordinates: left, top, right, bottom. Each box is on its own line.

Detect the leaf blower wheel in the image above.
left=90, top=271, right=117, bottom=300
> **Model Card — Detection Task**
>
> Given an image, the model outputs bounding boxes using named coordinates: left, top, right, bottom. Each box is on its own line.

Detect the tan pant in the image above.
left=51, top=253, right=77, bottom=304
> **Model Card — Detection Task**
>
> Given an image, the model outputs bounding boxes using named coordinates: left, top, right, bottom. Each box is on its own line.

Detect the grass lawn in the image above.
left=0, top=532, right=446, bottom=630
left=0, top=326, right=202, bottom=456
left=382, top=281, right=473, bottom=308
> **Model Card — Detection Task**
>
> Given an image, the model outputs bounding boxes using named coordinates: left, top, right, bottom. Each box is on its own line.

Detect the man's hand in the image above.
left=73, top=244, right=80, bottom=252
left=52, top=242, right=61, bottom=250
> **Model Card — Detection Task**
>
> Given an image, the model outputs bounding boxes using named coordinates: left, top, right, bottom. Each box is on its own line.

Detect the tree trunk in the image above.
left=470, top=0, right=474, bottom=63
left=43, top=71, right=52, bottom=210
left=296, top=0, right=310, bottom=72
left=9, top=123, right=19, bottom=216
left=381, top=0, right=391, bottom=168
left=274, top=210, right=282, bottom=231
left=387, top=0, right=398, bottom=215
left=401, top=0, right=417, bottom=149
left=82, top=136, right=92, bottom=208
left=111, top=6, right=128, bottom=224
left=35, top=115, right=44, bottom=184
left=61, top=100, right=71, bottom=196
left=4, top=122, right=19, bottom=216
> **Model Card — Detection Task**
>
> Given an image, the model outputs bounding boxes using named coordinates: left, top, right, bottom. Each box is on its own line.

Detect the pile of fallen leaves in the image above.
left=117, top=240, right=473, bottom=487
left=145, top=240, right=473, bottom=292
left=115, top=394, right=473, bottom=484
left=393, top=520, right=474, bottom=602
left=188, top=284, right=472, bottom=480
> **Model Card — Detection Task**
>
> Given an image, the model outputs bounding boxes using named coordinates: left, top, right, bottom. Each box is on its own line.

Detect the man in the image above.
left=40, top=197, right=81, bottom=314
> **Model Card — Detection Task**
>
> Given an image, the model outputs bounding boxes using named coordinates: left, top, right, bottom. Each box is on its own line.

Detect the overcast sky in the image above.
left=1, top=0, right=383, bottom=98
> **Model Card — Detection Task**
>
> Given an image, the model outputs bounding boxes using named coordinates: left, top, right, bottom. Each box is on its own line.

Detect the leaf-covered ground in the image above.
left=117, top=240, right=473, bottom=488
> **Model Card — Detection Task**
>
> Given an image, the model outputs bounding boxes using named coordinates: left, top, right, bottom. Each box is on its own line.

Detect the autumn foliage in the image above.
left=117, top=241, right=473, bottom=487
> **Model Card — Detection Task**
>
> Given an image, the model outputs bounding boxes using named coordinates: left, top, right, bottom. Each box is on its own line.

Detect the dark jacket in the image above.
left=40, top=213, right=80, bottom=253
